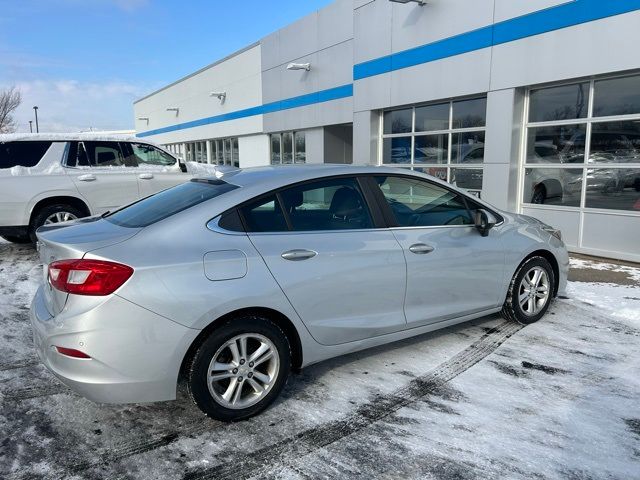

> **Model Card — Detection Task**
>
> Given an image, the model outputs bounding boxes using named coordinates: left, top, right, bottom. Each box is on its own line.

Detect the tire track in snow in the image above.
left=183, top=319, right=524, bottom=480
left=0, top=358, right=39, bottom=371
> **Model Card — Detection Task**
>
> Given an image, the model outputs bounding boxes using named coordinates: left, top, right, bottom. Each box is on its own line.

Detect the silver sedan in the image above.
left=31, top=165, right=568, bottom=421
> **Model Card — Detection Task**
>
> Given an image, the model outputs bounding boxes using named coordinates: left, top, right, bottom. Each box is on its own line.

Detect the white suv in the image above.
left=0, top=134, right=213, bottom=243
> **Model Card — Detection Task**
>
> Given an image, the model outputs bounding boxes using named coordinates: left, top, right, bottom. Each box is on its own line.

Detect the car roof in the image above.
left=199, top=164, right=441, bottom=191
left=0, top=133, right=152, bottom=144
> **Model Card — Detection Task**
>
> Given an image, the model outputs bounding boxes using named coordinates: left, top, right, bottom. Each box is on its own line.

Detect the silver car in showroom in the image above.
left=31, top=165, right=568, bottom=421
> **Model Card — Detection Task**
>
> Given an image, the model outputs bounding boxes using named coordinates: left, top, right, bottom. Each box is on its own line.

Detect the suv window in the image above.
left=0, top=141, right=52, bottom=169
left=69, top=141, right=128, bottom=167
left=127, top=143, right=176, bottom=167
left=104, top=179, right=238, bottom=228
left=374, top=176, right=473, bottom=227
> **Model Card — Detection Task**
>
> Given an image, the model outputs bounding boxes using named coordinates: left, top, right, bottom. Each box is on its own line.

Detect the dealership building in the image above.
left=133, top=0, right=640, bottom=262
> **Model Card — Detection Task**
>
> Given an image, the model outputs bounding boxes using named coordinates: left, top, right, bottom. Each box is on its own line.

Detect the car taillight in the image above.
left=48, top=259, right=134, bottom=296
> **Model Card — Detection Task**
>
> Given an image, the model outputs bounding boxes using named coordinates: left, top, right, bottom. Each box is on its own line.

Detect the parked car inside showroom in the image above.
left=0, top=134, right=216, bottom=243
left=31, top=165, right=568, bottom=421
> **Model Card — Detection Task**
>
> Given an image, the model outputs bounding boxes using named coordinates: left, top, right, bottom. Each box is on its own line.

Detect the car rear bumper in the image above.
left=30, top=286, right=200, bottom=404
left=0, top=225, right=29, bottom=237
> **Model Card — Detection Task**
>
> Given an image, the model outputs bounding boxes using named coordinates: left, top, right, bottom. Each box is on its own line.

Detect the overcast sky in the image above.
left=0, top=0, right=333, bottom=133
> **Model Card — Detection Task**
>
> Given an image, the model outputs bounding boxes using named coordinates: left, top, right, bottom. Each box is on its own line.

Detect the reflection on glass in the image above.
left=452, top=98, right=487, bottom=128
left=223, top=139, right=232, bottom=165
left=294, top=132, right=306, bottom=163
left=282, top=132, right=293, bottom=164
left=451, top=168, right=483, bottom=191
left=271, top=135, right=281, bottom=164
left=413, top=166, right=448, bottom=181
left=451, top=132, right=485, bottom=164
left=383, top=108, right=412, bottom=134
left=215, top=140, right=223, bottom=165
left=523, top=168, right=583, bottom=207
left=383, top=137, right=411, bottom=164
left=529, top=83, right=589, bottom=122
left=593, top=75, right=640, bottom=117
left=585, top=168, right=640, bottom=211
left=232, top=138, right=239, bottom=167
left=415, top=103, right=449, bottom=132
left=414, top=134, right=448, bottom=164
left=526, top=124, right=586, bottom=164
left=589, top=121, right=640, bottom=164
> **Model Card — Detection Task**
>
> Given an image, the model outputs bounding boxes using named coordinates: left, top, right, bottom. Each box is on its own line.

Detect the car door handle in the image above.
left=281, top=249, right=318, bottom=261
left=139, top=173, right=154, bottom=180
left=409, top=243, right=435, bottom=255
left=77, top=174, right=96, bottom=182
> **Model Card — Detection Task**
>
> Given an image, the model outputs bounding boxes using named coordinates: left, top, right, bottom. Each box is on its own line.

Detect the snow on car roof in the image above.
left=0, top=133, right=152, bottom=144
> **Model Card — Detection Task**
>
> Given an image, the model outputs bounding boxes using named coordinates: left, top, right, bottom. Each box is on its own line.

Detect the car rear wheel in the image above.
left=187, top=315, right=291, bottom=421
left=29, top=204, right=84, bottom=243
left=502, top=256, right=555, bottom=325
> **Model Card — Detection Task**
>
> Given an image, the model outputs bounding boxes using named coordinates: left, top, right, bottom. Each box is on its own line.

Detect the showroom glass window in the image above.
left=381, top=97, right=487, bottom=195
left=270, top=131, right=306, bottom=164
left=523, top=74, right=640, bottom=213
left=184, top=138, right=239, bottom=166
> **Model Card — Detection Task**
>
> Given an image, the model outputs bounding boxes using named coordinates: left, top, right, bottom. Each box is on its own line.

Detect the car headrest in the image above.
left=330, top=187, right=362, bottom=218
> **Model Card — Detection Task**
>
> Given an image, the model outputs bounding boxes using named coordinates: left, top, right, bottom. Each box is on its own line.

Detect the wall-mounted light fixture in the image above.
left=210, top=92, right=227, bottom=103
left=137, top=117, right=150, bottom=125
left=389, top=0, right=427, bottom=5
left=287, top=62, right=311, bottom=72
left=166, top=107, right=179, bottom=116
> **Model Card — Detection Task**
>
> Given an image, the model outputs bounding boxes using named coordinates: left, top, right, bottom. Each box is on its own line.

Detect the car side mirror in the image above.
left=475, top=209, right=497, bottom=237
left=178, top=160, right=187, bottom=173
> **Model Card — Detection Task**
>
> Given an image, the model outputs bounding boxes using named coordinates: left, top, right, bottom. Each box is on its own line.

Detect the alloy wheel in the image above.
left=207, top=333, right=280, bottom=410
left=518, top=266, right=550, bottom=316
left=44, top=211, right=78, bottom=225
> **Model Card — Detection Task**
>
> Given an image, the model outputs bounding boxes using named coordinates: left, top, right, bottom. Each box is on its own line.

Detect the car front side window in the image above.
left=375, top=175, right=473, bottom=227
left=129, top=143, right=176, bottom=167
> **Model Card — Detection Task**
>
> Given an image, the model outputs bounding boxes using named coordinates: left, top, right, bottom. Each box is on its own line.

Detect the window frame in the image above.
left=212, top=173, right=501, bottom=234
left=379, top=96, right=487, bottom=194
left=520, top=71, right=640, bottom=217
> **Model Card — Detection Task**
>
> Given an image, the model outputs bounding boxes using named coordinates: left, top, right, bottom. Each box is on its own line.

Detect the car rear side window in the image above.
left=0, top=141, right=52, bottom=169
left=104, top=179, right=239, bottom=228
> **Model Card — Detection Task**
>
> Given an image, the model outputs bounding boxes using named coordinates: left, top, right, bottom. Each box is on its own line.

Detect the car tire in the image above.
left=530, top=186, right=546, bottom=204
left=29, top=204, right=85, bottom=243
left=501, top=256, right=555, bottom=325
left=187, top=315, right=291, bottom=421
left=1, top=235, right=31, bottom=244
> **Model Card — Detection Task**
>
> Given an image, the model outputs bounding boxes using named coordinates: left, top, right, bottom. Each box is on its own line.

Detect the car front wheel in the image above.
left=187, top=315, right=291, bottom=421
left=502, top=256, right=555, bottom=325
left=29, top=204, right=84, bottom=243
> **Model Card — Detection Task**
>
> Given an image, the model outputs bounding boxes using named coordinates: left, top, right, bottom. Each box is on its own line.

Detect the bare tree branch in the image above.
left=0, top=86, right=22, bottom=133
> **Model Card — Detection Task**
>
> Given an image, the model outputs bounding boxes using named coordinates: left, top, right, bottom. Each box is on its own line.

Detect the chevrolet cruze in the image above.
left=31, top=165, right=568, bottom=421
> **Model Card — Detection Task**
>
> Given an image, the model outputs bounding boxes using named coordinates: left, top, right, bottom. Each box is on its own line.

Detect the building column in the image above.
left=353, top=110, right=381, bottom=166
left=481, top=88, right=526, bottom=212
left=206, top=140, right=213, bottom=164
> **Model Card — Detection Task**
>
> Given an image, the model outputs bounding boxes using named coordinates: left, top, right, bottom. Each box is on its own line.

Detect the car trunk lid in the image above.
left=36, top=217, right=140, bottom=315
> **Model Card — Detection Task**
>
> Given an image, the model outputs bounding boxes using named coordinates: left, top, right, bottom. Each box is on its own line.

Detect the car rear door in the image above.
left=241, top=176, right=407, bottom=346
left=368, top=174, right=505, bottom=328
left=123, top=142, right=188, bottom=197
left=66, top=141, right=139, bottom=214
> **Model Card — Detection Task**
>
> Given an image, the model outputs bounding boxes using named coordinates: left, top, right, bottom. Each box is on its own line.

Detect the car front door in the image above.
left=123, top=142, right=188, bottom=197
left=241, top=176, right=407, bottom=346
left=66, top=141, right=139, bottom=214
left=369, top=174, right=505, bottom=328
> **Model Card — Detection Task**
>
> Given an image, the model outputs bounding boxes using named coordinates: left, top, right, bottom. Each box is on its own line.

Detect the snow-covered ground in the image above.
left=0, top=239, right=638, bottom=479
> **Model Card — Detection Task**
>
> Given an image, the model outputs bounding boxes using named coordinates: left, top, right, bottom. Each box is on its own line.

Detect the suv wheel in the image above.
left=29, top=204, right=84, bottom=243
left=187, top=315, right=291, bottom=421
left=502, top=256, right=555, bottom=325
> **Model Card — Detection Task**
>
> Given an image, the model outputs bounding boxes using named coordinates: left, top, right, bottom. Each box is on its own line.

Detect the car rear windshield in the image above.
left=104, top=179, right=239, bottom=228
left=0, top=141, right=53, bottom=169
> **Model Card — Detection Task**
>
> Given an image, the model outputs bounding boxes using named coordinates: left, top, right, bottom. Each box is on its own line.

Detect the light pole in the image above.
left=33, top=106, right=39, bottom=133
left=29, top=121, right=33, bottom=133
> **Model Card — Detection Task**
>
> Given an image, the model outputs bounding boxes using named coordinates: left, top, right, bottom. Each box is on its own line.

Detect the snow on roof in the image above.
left=0, top=133, right=154, bottom=144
